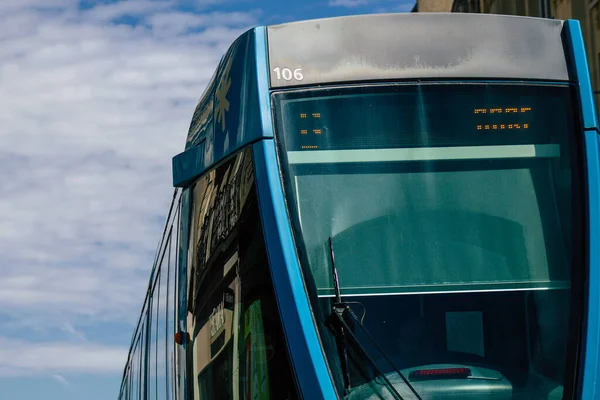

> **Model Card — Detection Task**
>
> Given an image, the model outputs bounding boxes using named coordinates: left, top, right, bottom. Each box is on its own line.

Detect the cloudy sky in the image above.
left=0, top=0, right=413, bottom=398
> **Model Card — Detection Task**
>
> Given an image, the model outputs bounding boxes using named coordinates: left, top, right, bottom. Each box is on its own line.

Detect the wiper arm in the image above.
left=328, top=237, right=422, bottom=400
left=329, top=237, right=343, bottom=305
left=342, top=306, right=423, bottom=400
left=328, top=237, right=352, bottom=393
left=328, top=237, right=401, bottom=398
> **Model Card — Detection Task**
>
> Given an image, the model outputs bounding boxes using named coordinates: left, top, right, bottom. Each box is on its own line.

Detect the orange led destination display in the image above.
left=274, top=84, right=572, bottom=153
left=294, top=105, right=534, bottom=149
left=474, top=107, right=532, bottom=131
left=297, top=112, right=324, bottom=149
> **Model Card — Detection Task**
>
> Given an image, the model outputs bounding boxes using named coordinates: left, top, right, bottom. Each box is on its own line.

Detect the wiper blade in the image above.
left=329, top=237, right=343, bottom=305
left=328, top=236, right=401, bottom=398
left=331, top=307, right=406, bottom=399
left=328, top=237, right=352, bottom=393
left=328, top=237, right=422, bottom=400
left=342, top=307, right=423, bottom=400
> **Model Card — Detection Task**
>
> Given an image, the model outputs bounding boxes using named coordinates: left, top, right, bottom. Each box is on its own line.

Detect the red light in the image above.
left=409, top=367, right=471, bottom=381
left=174, top=331, right=190, bottom=345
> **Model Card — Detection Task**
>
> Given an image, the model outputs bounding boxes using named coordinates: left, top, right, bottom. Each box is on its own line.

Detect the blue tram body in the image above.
left=119, top=13, right=600, bottom=400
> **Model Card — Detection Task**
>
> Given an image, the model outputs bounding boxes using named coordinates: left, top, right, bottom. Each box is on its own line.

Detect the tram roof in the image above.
left=266, top=13, right=569, bottom=88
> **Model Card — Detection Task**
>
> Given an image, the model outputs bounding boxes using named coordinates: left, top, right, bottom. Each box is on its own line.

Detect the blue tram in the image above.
left=118, top=13, right=600, bottom=400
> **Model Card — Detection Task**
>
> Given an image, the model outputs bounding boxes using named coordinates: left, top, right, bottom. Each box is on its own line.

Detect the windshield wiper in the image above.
left=328, top=237, right=422, bottom=400
left=328, top=237, right=352, bottom=393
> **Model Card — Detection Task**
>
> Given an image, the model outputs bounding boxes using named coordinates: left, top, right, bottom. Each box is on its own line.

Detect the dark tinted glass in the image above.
left=186, top=148, right=299, bottom=400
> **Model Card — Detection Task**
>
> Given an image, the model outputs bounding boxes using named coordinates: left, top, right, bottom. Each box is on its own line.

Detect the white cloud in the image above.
left=328, top=0, right=369, bottom=7
left=0, top=337, right=127, bottom=376
left=61, top=322, right=88, bottom=342
left=51, top=373, right=71, bottom=388
left=148, top=10, right=260, bottom=36
left=0, top=0, right=258, bottom=375
left=0, top=0, right=79, bottom=12
left=82, top=0, right=172, bottom=23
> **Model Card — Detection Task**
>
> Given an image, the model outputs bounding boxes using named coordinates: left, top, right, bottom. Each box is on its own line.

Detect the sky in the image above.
left=0, top=0, right=414, bottom=399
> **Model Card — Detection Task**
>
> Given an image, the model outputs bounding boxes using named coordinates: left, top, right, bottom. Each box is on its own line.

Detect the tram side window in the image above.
left=186, top=148, right=299, bottom=400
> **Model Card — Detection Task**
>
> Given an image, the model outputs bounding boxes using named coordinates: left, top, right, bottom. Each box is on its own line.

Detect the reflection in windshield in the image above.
left=327, top=237, right=423, bottom=400
left=295, top=164, right=569, bottom=297
left=273, top=83, right=582, bottom=399
left=332, top=291, right=568, bottom=400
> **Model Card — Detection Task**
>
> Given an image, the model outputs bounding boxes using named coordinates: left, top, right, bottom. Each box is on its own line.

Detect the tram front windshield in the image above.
left=273, top=83, right=582, bottom=399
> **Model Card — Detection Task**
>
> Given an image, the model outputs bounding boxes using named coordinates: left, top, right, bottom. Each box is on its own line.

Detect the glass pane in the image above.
left=186, top=148, right=299, bottom=400
left=294, top=161, right=569, bottom=296
left=274, top=83, right=582, bottom=400
left=277, top=84, right=574, bottom=297
left=149, top=293, right=158, bottom=400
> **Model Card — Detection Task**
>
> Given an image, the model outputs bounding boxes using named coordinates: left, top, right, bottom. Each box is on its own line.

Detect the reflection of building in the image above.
left=412, top=0, right=600, bottom=115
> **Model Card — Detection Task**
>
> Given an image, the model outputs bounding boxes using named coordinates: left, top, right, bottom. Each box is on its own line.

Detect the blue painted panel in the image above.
left=172, top=140, right=205, bottom=188
left=176, top=188, right=191, bottom=400
left=564, top=19, right=600, bottom=400
left=564, top=20, right=598, bottom=130
left=186, top=69, right=216, bottom=151
left=177, top=188, right=191, bottom=332
left=173, top=27, right=269, bottom=188
left=582, top=130, right=600, bottom=400
left=253, top=26, right=336, bottom=400
left=254, top=27, right=272, bottom=130
left=209, top=31, right=249, bottom=164
left=253, top=140, right=336, bottom=400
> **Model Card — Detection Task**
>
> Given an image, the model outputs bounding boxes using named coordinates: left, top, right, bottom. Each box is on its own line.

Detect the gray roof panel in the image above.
left=266, top=13, right=569, bottom=87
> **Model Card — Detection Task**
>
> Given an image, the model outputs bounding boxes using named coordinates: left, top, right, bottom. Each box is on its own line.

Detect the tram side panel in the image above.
left=173, top=27, right=301, bottom=400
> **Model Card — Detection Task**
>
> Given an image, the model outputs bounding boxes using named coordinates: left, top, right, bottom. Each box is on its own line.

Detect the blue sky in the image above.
left=0, top=0, right=413, bottom=398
